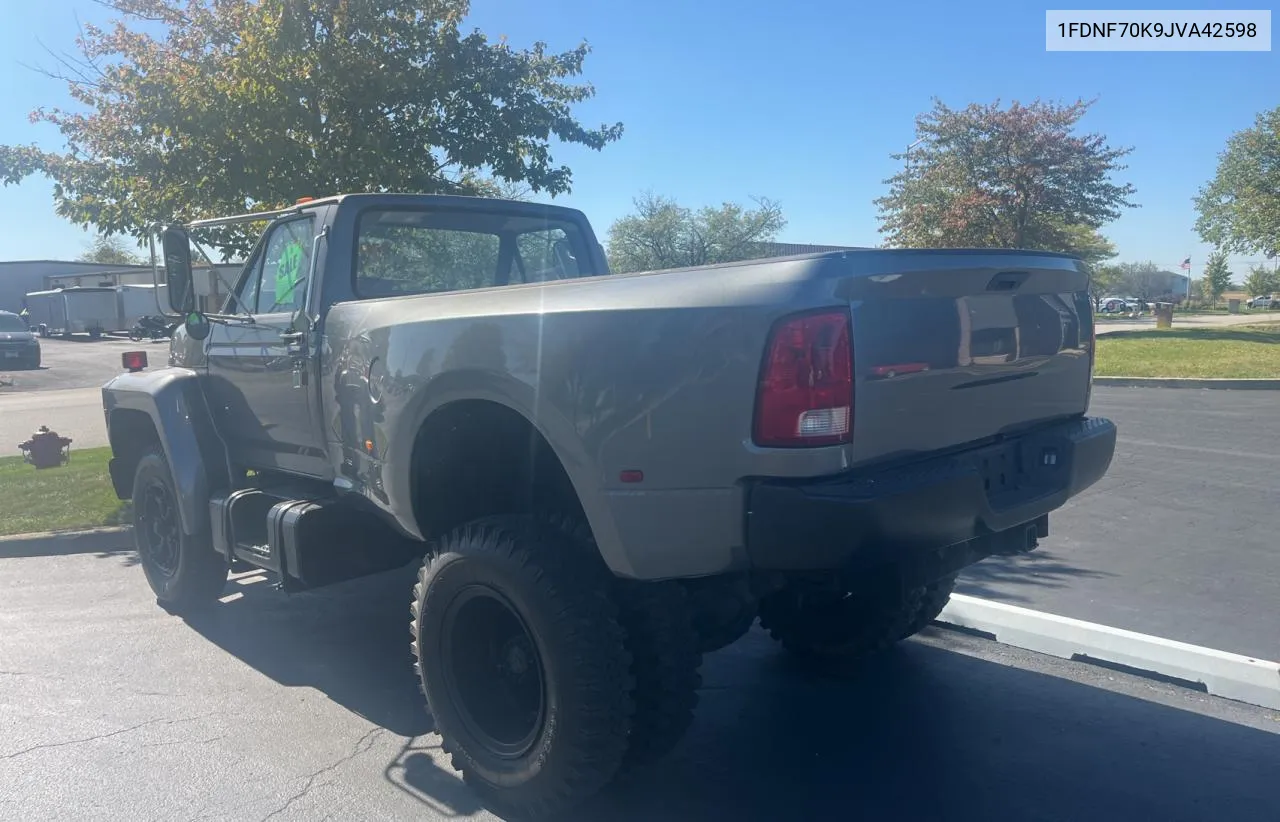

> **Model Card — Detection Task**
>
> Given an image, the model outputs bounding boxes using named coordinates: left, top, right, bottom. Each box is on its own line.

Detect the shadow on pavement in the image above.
left=178, top=564, right=1280, bottom=822
left=957, top=548, right=1115, bottom=604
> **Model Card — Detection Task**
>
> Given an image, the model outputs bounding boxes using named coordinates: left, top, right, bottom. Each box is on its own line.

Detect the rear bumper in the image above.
left=745, top=415, right=1117, bottom=573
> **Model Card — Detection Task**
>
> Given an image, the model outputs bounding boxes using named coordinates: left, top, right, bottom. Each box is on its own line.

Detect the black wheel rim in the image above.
left=138, top=479, right=181, bottom=578
left=440, top=585, right=546, bottom=759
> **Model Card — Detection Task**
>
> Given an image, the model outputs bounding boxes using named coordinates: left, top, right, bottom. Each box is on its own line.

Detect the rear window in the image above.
left=0, top=314, right=25, bottom=332
left=354, top=208, right=592, bottom=299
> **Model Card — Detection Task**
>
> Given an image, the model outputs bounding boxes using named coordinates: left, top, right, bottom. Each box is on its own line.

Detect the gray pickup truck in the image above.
left=102, top=193, right=1115, bottom=817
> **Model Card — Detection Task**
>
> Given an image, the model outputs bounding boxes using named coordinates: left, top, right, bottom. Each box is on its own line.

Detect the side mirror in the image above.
left=183, top=311, right=211, bottom=341
left=161, top=225, right=195, bottom=314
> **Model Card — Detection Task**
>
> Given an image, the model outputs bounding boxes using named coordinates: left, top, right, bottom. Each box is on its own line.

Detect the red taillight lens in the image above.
left=753, top=309, right=853, bottom=448
left=122, top=351, right=148, bottom=372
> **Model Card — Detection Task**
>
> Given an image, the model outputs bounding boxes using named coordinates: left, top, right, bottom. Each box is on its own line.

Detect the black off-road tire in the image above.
left=614, top=580, right=703, bottom=767
left=687, top=578, right=758, bottom=654
left=410, top=515, right=635, bottom=819
left=132, top=448, right=227, bottom=611
left=758, top=582, right=926, bottom=673
left=541, top=515, right=704, bottom=768
left=898, top=573, right=958, bottom=639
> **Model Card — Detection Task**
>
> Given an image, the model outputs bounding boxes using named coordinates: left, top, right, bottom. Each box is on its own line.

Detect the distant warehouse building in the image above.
left=0, top=260, right=241, bottom=315
left=0, top=261, right=148, bottom=314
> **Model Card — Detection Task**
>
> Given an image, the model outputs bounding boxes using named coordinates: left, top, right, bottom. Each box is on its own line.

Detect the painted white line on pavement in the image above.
left=936, top=593, right=1280, bottom=712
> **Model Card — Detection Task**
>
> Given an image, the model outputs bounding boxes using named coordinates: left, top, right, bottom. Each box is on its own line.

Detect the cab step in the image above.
left=209, top=487, right=422, bottom=591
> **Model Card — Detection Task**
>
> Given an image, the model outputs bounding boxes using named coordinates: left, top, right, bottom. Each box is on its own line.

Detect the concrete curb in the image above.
left=936, top=594, right=1280, bottom=712
left=0, top=526, right=134, bottom=559
left=1094, top=376, right=1280, bottom=390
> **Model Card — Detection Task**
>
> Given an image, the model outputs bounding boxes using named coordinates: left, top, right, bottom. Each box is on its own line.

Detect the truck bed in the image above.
left=326, top=246, right=1099, bottom=579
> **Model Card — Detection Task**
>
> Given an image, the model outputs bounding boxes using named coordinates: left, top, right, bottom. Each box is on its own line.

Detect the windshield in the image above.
left=0, top=314, right=26, bottom=332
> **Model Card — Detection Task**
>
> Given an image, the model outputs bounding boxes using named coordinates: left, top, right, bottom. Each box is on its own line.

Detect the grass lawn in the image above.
left=1095, top=323, right=1280, bottom=379
left=0, top=446, right=130, bottom=537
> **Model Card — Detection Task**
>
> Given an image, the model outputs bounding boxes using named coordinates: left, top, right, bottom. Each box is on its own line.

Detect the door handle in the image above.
left=279, top=330, right=304, bottom=345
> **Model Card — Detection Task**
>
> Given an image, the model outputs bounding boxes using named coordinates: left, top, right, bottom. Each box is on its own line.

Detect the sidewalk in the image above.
left=1096, top=312, right=1273, bottom=335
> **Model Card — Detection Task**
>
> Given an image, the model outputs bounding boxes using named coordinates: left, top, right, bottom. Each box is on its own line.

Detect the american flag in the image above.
left=1179, top=257, right=1191, bottom=270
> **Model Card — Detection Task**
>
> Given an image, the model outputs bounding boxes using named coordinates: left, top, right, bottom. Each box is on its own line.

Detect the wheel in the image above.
left=411, top=515, right=634, bottom=819
left=614, top=580, right=702, bottom=767
left=758, top=574, right=938, bottom=673
left=132, top=448, right=227, bottom=610
left=686, top=577, right=758, bottom=653
left=542, top=515, right=703, bottom=766
left=897, top=574, right=957, bottom=639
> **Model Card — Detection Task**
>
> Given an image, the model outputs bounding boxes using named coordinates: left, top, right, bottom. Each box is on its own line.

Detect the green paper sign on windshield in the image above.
left=275, top=241, right=305, bottom=306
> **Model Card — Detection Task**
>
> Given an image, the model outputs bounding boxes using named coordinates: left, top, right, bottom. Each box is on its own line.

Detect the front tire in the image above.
left=132, top=448, right=227, bottom=611
left=411, top=516, right=634, bottom=819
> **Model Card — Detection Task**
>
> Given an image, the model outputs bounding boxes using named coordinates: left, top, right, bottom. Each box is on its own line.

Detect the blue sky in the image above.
left=0, top=0, right=1275, bottom=278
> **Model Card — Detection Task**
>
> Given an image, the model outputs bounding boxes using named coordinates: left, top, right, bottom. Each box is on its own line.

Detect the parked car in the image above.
left=1097, top=297, right=1133, bottom=313
left=0, top=309, right=41, bottom=369
left=102, top=193, right=1117, bottom=818
left=1247, top=295, right=1275, bottom=309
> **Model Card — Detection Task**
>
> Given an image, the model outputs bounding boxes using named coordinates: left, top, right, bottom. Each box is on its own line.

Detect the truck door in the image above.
left=205, top=214, right=330, bottom=478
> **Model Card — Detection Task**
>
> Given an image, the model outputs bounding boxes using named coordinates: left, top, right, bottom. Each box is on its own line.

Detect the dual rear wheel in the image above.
left=410, top=515, right=702, bottom=819
left=131, top=446, right=952, bottom=818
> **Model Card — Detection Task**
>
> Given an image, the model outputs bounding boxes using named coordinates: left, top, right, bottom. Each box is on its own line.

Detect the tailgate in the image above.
left=843, top=251, right=1094, bottom=466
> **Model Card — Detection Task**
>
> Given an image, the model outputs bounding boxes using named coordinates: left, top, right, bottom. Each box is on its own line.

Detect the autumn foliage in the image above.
left=876, top=98, right=1136, bottom=255
left=0, top=0, right=621, bottom=252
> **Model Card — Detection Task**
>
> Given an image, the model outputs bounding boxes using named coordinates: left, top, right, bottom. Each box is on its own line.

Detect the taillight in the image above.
left=753, top=309, right=853, bottom=448
left=122, top=351, right=148, bottom=373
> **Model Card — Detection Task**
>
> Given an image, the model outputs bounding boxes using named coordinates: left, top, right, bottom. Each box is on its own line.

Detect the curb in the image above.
left=1094, top=376, right=1280, bottom=390
left=0, top=526, right=134, bottom=559
left=936, top=594, right=1280, bottom=712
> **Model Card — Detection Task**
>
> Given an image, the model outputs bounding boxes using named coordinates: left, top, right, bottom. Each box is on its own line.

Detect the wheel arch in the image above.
left=391, top=371, right=631, bottom=577
left=102, top=368, right=228, bottom=536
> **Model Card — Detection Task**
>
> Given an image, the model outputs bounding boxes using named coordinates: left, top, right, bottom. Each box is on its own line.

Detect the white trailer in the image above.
left=25, top=287, right=124, bottom=337
left=117, top=283, right=169, bottom=329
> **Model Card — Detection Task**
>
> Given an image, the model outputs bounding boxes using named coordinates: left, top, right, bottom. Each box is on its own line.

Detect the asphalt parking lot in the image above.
left=958, top=387, right=1280, bottom=662
left=0, top=334, right=167, bottom=394
left=1, top=549, right=1277, bottom=822
left=0, top=335, right=166, bottom=449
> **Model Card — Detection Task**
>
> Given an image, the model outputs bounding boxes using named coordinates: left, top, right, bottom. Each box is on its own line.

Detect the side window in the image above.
left=256, top=218, right=315, bottom=314
left=514, top=228, right=581, bottom=283
left=233, top=217, right=316, bottom=315
left=232, top=255, right=264, bottom=314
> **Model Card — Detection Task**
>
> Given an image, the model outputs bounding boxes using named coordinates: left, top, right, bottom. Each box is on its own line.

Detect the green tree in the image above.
left=606, top=192, right=786, bottom=273
left=1243, top=264, right=1279, bottom=297
left=877, top=98, right=1137, bottom=251
left=1195, top=106, right=1280, bottom=257
left=1109, top=260, right=1187, bottom=301
left=78, top=234, right=142, bottom=265
left=1201, top=251, right=1233, bottom=307
left=0, top=0, right=621, bottom=256
left=1090, top=263, right=1123, bottom=304
left=1058, top=223, right=1118, bottom=269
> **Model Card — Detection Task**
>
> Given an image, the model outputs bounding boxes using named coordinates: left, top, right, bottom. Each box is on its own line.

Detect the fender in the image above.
left=381, top=368, right=636, bottom=578
left=102, top=367, right=228, bottom=537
